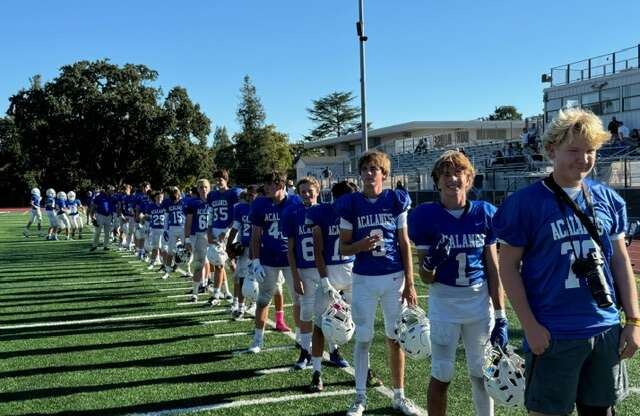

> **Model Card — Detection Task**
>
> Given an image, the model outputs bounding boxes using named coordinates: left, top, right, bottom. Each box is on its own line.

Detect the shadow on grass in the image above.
left=0, top=290, right=156, bottom=310
left=0, top=283, right=148, bottom=299
left=0, top=301, right=154, bottom=318
left=13, top=380, right=354, bottom=415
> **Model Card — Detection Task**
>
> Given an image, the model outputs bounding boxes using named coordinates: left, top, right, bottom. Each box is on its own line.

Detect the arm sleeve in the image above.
left=396, top=211, right=408, bottom=229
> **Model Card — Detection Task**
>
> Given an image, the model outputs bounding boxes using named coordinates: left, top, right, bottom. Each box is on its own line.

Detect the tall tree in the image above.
left=306, top=91, right=364, bottom=141
left=233, top=76, right=292, bottom=184
left=487, top=105, right=523, bottom=120
left=212, top=126, right=237, bottom=173
left=5, top=59, right=212, bottom=202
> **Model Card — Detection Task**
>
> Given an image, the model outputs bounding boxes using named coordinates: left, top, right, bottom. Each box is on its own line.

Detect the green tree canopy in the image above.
left=486, top=105, right=523, bottom=120
left=306, top=91, right=365, bottom=141
left=4, top=59, right=213, bottom=204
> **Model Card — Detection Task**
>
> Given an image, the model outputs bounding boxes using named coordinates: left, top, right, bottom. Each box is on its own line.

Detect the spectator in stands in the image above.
left=515, top=142, right=524, bottom=155
left=619, top=121, right=630, bottom=143
left=630, top=129, right=640, bottom=147
left=520, top=128, right=529, bottom=147
left=608, top=116, right=620, bottom=143
left=505, top=143, right=514, bottom=157
left=396, top=180, right=406, bottom=191
left=527, top=124, right=539, bottom=149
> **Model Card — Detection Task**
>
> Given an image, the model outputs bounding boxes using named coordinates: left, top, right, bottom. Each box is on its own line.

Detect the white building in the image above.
left=543, top=44, right=640, bottom=131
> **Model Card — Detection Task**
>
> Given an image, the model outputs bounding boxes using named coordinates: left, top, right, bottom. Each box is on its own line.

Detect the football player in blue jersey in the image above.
left=184, top=178, right=212, bottom=302
left=494, top=109, right=640, bottom=416
left=207, top=169, right=242, bottom=304
left=144, top=190, right=166, bottom=270
left=282, top=176, right=322, bottom=370
left=306, top=180, right=359, bottom=392
left=44, top=188, right=58, bottom=240
left=55, top=191, right=71, bottom=240
left=227, top=185, right=258, bottom=318
left=116, top=184, right=132, bottom=250
left=160, top=186, right=186, bottom=279
left=133, top=182, right=151, bottom=260
left=66, top=191, right=85, bottom=239
left=90, top=186, right=116, bottom=251
left=246, top=171, right=303, bottom=353
left=409, top=150, right=506, bottom=416
left=24, top=188, right=43, bottom=238
left=337, top=150, right=419, bottom=416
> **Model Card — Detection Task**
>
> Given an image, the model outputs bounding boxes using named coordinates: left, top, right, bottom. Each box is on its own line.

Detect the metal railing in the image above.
left=550, top=45, right=640, bottom=87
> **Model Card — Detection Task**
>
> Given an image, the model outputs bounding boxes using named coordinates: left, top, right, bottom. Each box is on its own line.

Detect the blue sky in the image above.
left=1, top=1, right=638, bottom=142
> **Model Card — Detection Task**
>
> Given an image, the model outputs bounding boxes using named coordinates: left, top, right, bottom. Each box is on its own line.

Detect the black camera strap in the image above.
left=543, top=174, right=604, bottom=250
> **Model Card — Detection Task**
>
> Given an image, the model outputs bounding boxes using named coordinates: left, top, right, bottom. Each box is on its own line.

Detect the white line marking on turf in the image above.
left=232, top=345, right=295, bottom=356
left=129, top=389, right=354, bottom=416
left=0, top=310, right=217, bottom=330
left=255, top=366, right=310, bottom=375
left=167, top=294, right=193, bottom=299
left=213, top=331, right=253, bottom=338
left=202, top=318, right=251, bottom=324
left=630, top=387, right=640, bottom=394
left=158, top=287, right=191, bottom=292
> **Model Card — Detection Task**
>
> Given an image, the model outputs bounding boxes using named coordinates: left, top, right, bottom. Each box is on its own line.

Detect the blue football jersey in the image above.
left=282, top=204, right=316, bottom=269
left=31, top=195, right=41, bottom=209
left=207, top=187, right=242, bottom=229
left=335, top=189, right=411, bottom=276
left=121, top=194, right=135, bottom=216
left=306, top=202, right=355, bottom=266
left=145, top=202, right=165, bottom=229
left=185, top=197, right=209, bottom=235
left=93, top=193, right=114, bottom=216
left=162, top=198, right=185, bottom=227
left=133, top=192, right=150, bottom=214
left=408, top=201, right=497, bottom=287
left=249, top=195, right=303, bottom=267
left=44, top=196, right=55, bottom=211
left=68, top=200, right=82, bottom=215
left=493, top=178, right=624, bottom=340
left=55, top=198, right=67, bottom=214
left=233, top=202, right=252, bottom=247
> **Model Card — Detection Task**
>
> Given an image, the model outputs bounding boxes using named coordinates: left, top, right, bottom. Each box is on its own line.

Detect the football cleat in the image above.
left=346, top=394, right=367, bottom=416
left=391, top=396, right=420, bottom=416
left=206, top=242, right=228, bottom=266
left=328, top=348, right=349, bottom=368
left=247, top=339, right=262, bottom=354
left=366, top=369, right=383, bottom=387
left=293, top=349, right=311, bottom=370
left=308, top=370, right=324, bottom=393
left=483, top=344, right=525, bottom=407
left=321, top=296, right=355, bottom=346
left=174, top=242, right=190, bottom=264
left=395, top=305, right=431, bottom=360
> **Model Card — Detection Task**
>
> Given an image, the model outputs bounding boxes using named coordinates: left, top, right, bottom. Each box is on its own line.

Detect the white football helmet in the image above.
left=242, top=274, right=260, bottom=302
left=207, top=243, right=228, bottom=266
left=46, top=188, right=55, bottom=198
left=321, top=296, right=355, bottom=346
left=31, top=188, right=41, bottom=196
left=56, top=191, right=67, bottom=200
left=67, top=191, right=76, bottom=201
left=174, top=242, right=190, bottom=264
left=483, top=344, right=526, bottom=407
left=395, top=305, right=431, bottom=360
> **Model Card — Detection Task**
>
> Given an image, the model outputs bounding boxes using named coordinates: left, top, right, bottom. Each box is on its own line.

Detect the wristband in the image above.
left=495, top=309, right=507, bottom=320
left=625, top=317, right=640, bottom=325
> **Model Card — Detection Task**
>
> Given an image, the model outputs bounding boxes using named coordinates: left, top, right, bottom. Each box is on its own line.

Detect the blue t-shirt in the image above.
left=306, top=202, right=355, bottom=266
left=493, top=178, right=624, bottom=340
left=145, top=202, right=166, bottom=229
left=207, top=187, right=242, bottom=229
left=282, top=204, right=316, bottom=269
left=30, top=195, right=41, bottom=210
left=55, top=198, right=67, bottom=215
left=162, top=198, right=185, bottom=227
left=121, top=194, right=136, bottom=217
left=408, top=201, right=497, bottom=287
left=233, top=202, right=252, bottom=247
left=133, top=192, right=150, bottom=215
left=93, top=193, right=115, bottom=216
left=68, top=199, right=82, bottom=215
left=185, top=197, right=209, bottom=235
left=335, top=189, right=411, bottom=276
left=249, top=194, right=303, bottom=267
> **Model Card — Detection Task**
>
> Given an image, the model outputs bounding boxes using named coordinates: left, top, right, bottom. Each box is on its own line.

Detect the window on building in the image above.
left=477, top=129, right=507, bottom=140
left=455, top=130, right=470, bottom=143
left=582, top=92, right=599, bottom=105
left=623, top=83, right=640, bottom=111
left=602, top=99, right=620, bottom=114
left=547, top=98, right=562, bottom=111
left=562, top=95, right=580, bottom=108
left=546, top=110, right=559, bottom=123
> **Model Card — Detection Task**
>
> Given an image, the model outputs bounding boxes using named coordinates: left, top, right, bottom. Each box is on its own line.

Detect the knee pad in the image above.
left=431, top=359, right=456, bottom=383
left=299, top=299, right=314, bottom=322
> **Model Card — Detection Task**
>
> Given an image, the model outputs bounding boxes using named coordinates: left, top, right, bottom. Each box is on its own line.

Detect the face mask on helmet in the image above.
left=207, top=243, right=228, bottom=266
left=68, top=191, right=76, bottom=201
left=482, top=344, right=526, bottom=407
left=56, top=192, right=67, bottom=200
left=46, top=189, right=55, bottom=197
left=31, top=188, right=41, bottom=196
left=321, top=297, right=355, bottom=346
left=242, top=274, right=260, bottom=302
left=394, top=305, right=431, bottom=360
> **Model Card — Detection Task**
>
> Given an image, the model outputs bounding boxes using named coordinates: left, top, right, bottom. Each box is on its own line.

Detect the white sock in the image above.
left=254, top=328, right=264, bottom=343
left=393, top=388, right=405, bottom=399
left=328, top=343, right=337, bottom=353
left=300, top=332, right=312, bottom=353
left=192, top=282, right=199, bottom=295
left=354, top=341, right=370, bottom=396
left=295, top=328, right=301, bottom=343
left=470, top=376, right=493, bottom=416
left=312, top=356, right=322, bottom=372
left=223, top=278, right=230, bottom=295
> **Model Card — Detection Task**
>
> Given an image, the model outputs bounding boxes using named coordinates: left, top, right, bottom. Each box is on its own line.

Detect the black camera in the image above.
left=572, top=251, right=613, bottom=308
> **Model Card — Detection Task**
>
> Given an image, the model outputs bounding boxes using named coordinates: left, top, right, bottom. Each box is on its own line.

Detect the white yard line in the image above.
left=630, top=387, right=640, bottom=394
left=0, top=310, right=216, bottom=330
left=167, top=294, right=193, bottom=299
left=201, top=318, right=251, bottom=324
left=213, top=331, right=253, bottom=338
left=129, top=389, right=354, bottom=416
left=157, top=287, right=191, bottom=292
left=255, top=366, right=310, bottom=375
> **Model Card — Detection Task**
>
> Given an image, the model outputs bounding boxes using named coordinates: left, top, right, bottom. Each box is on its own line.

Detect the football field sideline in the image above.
left=0, top=212, right=639, bottom=415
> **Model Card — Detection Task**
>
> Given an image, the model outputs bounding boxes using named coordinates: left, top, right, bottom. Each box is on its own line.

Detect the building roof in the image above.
left=303, top=120, right=525, bottom=149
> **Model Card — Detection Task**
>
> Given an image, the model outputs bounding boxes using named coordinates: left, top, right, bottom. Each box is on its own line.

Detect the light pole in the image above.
left=357, top=0, right=368, bottom=152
